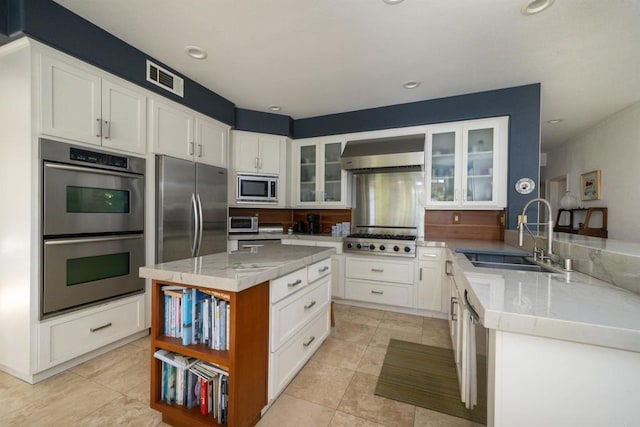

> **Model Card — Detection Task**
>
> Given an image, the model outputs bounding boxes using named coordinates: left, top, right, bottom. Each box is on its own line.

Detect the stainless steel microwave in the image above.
left=237, top=173, right=278, bottom=203
left=228, top=216, right=259, bottom=233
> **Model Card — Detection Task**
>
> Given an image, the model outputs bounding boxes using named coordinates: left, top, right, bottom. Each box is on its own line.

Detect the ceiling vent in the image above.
left=146, top=60, right=184, bottom=97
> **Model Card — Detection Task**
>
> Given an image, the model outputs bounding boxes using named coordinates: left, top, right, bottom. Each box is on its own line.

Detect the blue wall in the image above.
left=2, top=0, right=540, bottom=229
left=294, top=84, right=541, bottom=229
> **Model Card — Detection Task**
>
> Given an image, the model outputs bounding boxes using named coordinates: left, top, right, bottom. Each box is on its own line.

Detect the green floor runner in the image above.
left=374, top=339, right=486, bottom=425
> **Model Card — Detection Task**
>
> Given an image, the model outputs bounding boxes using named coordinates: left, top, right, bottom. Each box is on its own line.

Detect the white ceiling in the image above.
left=54, top=0, right=640, bottom=150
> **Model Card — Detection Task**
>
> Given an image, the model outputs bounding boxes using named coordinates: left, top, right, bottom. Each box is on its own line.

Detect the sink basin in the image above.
left=469, top=260, right=548, bottom=272
left=464, top=253, right=559, bottom=273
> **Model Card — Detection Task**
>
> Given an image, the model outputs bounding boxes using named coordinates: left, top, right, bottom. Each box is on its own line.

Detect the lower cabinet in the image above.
left=269, top=258, right=331, bottom=400
left=344, top=255, right=415, bottom=308
left=415, top=247, right=444, bottom=312
left=38, top=293, right=145, bottom=371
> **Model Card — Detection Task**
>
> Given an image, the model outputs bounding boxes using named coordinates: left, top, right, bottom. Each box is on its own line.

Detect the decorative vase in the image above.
left=560, top=191, right=579, bottom=209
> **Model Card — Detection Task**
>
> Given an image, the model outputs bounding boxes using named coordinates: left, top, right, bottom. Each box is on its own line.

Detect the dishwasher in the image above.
left=464, top=289, right=487, bottom=420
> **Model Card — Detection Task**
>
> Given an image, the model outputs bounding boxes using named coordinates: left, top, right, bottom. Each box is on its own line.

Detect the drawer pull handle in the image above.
left=318, top=266, right=329, bottom=272
left=90, top=322, right=112, bottom=332
left=304, top=300, right=316, bottom=310
left=423, top=253, right=437, bottom=258
left=288, top=279, right=303, bottom=288
left=371, top=268, right=384, bottom=272
left=303, top=336, right=316, bottom=347
left=371, top=290, right=384, bottom=295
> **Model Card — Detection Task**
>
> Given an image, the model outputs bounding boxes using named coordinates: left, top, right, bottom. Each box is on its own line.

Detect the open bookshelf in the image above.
left=150, top=280, right=269, bottom=427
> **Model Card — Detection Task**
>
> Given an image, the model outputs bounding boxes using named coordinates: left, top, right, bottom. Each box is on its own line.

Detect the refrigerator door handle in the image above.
left=190, top=193, right=199, bottom=257
left=195, top=193, right=204, bottom=256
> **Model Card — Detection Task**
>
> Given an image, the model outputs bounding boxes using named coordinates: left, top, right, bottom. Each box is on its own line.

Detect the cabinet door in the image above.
left=101, top=80, right=146, bottom=154
left=320, top=141, right=346, bottom=205
left=149, top=98, right=194, bottom=161
left=40, top=54, right=101, bottom=145
left=195, top=116, right=228, bottom=168
left=232, top=131, right=260, bottom=172
left=427, top=128, right=460, bottom=206
left=463, top=124, right=497, bottom=205
left=258, top=135, right=282, bottom=174
left=297, top=143, right=318, bottom=204
left=416, top=260, right=443, bottom=312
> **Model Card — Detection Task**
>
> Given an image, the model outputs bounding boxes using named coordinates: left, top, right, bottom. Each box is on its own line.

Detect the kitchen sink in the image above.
left=469, top=260, right=548, bottom=272
left=463, top=253, right=559, bottom=273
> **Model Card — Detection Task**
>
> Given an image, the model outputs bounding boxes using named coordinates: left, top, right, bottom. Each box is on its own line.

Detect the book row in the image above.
left=156, top=350, right=229, bottom=423
left=163, top=286, right=230, bottom=350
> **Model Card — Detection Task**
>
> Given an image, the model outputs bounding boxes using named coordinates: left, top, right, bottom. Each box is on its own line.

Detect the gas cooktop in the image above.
left=343, top=233, right=417, bottom=257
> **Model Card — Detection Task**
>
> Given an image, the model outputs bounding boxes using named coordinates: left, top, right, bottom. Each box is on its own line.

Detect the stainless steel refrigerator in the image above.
left=156, top=155, right=228, bottom=263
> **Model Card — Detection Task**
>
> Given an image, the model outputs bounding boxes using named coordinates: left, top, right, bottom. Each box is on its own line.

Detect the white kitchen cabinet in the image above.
left=40, top=53, right=147, bottom=154
left=426, top=116, right=508, bottom=209
left=269, top=259, right=331, bottom=400
left=344, top=255, right=415, bottom=308
left=293, top=137, right=349, bottom=207
left=415, top=247, right=444, bottom=312
left=149, top=97, right=229, bottom=168
left=232, top=130, right=283, bottom=174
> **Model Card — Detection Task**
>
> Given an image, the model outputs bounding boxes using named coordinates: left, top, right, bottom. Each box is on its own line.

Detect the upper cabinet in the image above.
left=40, top=54, right=147, bottom=155
left=426, top=117, right=508, bottom=209
left=149, top=97, right=229, bottom=168
left=293, top=138, right=349, bottom=207
left=232, top=131, right=283, bottom=174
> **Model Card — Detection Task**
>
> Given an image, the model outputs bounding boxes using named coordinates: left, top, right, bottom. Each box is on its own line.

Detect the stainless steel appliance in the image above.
left=156, top=155, right=227, bottom=263
left=41, top=139, right=145, bottom=318
left=465, top=289, right=487, bottom=420
left=341, top=134, right=425, bottom=257
left=236, top=173, right=277, bottom=203
left=228, top=216, right=259, bottom=233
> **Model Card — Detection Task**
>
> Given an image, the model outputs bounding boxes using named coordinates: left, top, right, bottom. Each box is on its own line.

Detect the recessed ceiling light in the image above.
left=383, top=0, right=405, bottom=4
left=268, top=105, right=282, bottom=112
left=547, top=118, right=563, bottom=124
left=403, top=81, right=421, bottom=89
left=185, top=46, right=207, bottom=60
left=521, top=0, right=555, bottom=16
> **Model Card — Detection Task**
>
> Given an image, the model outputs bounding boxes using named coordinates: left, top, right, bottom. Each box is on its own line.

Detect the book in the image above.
left=164, top=294, right=171, bottom=336
left=192, top=288, right=207, bottom=344
left=200, top=378, right=208, bottom=416
left=182, top=288, right=193, bottom=346
left=154, top=349, right=197, bottom=369
left=219, top=300, right=227, bottom=351
left=168, top=365, right=177, bottom=404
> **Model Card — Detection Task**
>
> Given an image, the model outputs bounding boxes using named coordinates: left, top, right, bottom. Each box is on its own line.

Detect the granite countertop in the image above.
left=448, top=240, right=640, bottom=353
left=139, top=246, right=335, bottom=292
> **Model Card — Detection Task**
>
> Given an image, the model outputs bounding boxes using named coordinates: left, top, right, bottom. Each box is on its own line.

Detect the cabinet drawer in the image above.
left=271, top=277, right=330, bottom=352
left=345, top=279, right=414, bottom=307
left=38, top=295, right=145, bottom=370
left=308, top=258, right=331, bottom=283
left=271, top=268, right=308, bottom=303
left=270, top=309, right=329, bottom=399
left=417, top=247, right=443, bottom=260
left=345, top=257, right=414, bottom=284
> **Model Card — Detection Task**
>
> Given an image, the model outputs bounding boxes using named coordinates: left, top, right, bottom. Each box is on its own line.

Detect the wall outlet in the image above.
left=453, top=212, right=461, bottom=224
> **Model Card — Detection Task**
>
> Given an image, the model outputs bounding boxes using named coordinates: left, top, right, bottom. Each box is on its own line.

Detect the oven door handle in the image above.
left=44, top=234, right=144, bottom=245
left=44, top=162, right=143, bottom=179
left=191, top=193, right=199, bottom=257
left=195, top=193, right=204, bottom=256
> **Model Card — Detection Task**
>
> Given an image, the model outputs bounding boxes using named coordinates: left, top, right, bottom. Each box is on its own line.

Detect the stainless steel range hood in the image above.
left=340, top=134, right=425, bottom=170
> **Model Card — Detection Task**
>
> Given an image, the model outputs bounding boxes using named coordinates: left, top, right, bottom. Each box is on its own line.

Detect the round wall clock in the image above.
left=515, top=178, right=535, bottom=194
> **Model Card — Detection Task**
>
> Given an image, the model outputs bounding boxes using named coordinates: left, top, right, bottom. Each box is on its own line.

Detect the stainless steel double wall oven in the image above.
left=41, top=139, right=145, bottom=318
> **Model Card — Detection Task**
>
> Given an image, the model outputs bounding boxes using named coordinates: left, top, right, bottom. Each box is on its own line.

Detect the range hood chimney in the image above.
left=340, top=134, right=425, bottom=170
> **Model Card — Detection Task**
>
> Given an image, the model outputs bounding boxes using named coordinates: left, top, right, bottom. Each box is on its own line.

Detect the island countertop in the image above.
left=139, top=246, right=335, bottom=292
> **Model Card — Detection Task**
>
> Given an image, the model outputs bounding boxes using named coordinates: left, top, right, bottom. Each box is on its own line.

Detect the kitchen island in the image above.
left=140, top=245, right=335, bottom=427
left=444, top=238, right=640, bottom=427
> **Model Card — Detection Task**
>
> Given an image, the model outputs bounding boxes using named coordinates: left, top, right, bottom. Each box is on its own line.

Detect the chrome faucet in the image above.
left=518, top=198, right=554, bottom=257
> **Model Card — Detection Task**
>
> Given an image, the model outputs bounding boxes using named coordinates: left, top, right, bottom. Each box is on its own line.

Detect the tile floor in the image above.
left=0, top=303, right=483, bottom=426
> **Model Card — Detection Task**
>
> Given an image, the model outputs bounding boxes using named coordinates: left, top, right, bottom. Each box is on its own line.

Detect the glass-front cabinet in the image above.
left=294, top=138, right=349, bottom=207
left=426, top=116, right=508, bottom=208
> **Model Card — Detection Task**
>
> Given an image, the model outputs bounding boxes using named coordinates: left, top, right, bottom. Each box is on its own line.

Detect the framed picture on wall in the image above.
left=580, top=169, right=601, bottom=201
